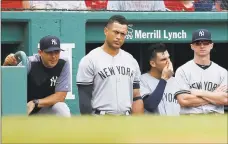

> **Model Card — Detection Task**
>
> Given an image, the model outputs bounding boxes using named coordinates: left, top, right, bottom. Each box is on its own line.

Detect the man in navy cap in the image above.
left=3, top=35, right=71, bottom=117
left=174, top=29, right=228, bottom=115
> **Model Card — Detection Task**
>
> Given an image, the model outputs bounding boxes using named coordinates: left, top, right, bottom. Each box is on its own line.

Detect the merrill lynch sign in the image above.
left=125, top=24, right=187, bottom=40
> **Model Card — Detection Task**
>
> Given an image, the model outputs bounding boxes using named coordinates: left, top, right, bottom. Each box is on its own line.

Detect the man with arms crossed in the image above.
left=175, top=29, right=228, bottom=115
left=76, top=15, right=144, bottom=115
left=140, top=43, right=180, bottom=116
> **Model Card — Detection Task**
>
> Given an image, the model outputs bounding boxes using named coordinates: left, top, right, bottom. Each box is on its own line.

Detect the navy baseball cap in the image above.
left=192, top=29, right=212, bottom=43
left=39, top=35, right=63, bottom=52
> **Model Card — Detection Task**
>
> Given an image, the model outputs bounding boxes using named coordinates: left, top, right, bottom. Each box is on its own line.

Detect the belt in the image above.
left=94, top=109, right=131, bottom=116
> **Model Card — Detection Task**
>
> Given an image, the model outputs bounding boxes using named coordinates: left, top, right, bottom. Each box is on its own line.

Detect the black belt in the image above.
left=94, top=109, right=131, bottom=116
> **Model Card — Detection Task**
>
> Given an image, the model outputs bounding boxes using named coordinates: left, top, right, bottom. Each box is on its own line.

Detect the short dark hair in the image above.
left=148, top=43, right=167, bottom=60
left=106, top=15, right=128, bottom=27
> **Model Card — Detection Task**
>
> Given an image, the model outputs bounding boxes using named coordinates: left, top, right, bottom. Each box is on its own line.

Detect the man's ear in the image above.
left=38, top=50, right=42, bottom=56
left=150, top=60, right=156, bottom=68
left=104, top=27, right=108, bottom=36
left=210, top=43, right=214, bottom=50
left=190, top=44, right=194, bottom=51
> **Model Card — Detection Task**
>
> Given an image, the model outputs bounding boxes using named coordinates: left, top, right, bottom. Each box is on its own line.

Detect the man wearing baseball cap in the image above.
left=174, top=29, right=228, bottom=115
left=191, top=29, right=212, bottom=43
left=3, top=35, right=71, bottom=117
left=39, top=35, right=63, bottom=52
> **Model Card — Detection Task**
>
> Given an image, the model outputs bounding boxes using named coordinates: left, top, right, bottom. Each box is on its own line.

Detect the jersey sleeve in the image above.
left=174, top=67, right=191, bottom=98
left=55, top=59, right=71, bottom=92
left=140, top=76, right=152, bottom=98
left=133, top=58, right=141, bottom=89
left=76, top=56, right=94, bottom=85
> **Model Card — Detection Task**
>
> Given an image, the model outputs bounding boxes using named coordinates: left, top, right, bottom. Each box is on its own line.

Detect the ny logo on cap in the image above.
left=51, top=39, right=57, bottom=45
left=199, top=31, right=204, bottom=37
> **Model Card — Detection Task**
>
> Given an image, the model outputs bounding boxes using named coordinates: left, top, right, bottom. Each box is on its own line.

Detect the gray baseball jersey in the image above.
left=175, top=60, right=228, bottom=114
left=140, top=73, right=180, bottom=116
left=76, top=47, right=141, bottom=114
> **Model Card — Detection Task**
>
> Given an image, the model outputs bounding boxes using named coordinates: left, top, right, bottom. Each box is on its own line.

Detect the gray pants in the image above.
left=35, top=102, right=71, bottom=117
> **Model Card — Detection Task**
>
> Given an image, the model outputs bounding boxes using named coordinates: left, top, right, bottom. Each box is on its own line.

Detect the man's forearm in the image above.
left=200, top=93, right=228, bottom=105
left=132, top=100, right=144, bottom=114
left=132, top=89, right=144, bottom=114
left=191, top=90, right=228, bottom=105
left=184, top=98, right=209, bottom=107
left=38, top=92, right=66, bottom=108
left=178, top=94, right=210, bottom=107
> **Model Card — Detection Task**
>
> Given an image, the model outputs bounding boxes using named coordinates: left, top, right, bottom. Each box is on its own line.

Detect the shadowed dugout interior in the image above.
left=86, top=43, right=228, bottom=73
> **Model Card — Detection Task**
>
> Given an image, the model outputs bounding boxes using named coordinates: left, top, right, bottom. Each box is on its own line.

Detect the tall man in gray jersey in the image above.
left=76, top=15, right=144, bottom=115
left=3, top=35, right=71, bottom=117
left=175, top=29, right=228, bottom=115
left=140, top=43, right=180, bottom=116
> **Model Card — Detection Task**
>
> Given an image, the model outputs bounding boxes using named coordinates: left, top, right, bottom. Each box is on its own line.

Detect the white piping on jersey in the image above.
left=76, top=82, right=93, bottom=85
left=174, top=90, right=191, bottom=98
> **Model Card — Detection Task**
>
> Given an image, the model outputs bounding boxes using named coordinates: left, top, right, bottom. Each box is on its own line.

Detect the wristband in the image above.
left=133, top=96, right=142, bottom=101
left=33, top=99, right=39, bottom=108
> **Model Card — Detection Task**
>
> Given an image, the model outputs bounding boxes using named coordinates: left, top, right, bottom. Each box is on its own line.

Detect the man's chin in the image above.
left=198, top=53, right=209, bottom=57
left=46, top=63, right=57, bottom=68
left=112, top=45, right=121, bottom=49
